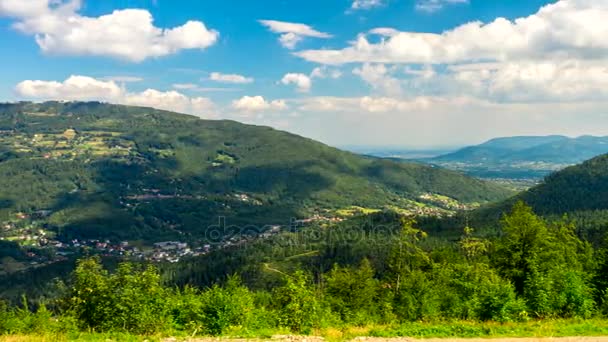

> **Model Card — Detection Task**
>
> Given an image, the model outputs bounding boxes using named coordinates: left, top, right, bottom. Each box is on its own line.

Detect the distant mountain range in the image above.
left=432, top=135, right=608, bottom=164
left=419, top=135, right=608, bottom=180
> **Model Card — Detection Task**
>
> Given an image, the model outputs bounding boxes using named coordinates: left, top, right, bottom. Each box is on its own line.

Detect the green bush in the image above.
left=65, top=257, right=170, bottom=334
left=273, top=270, right=319, bottom=333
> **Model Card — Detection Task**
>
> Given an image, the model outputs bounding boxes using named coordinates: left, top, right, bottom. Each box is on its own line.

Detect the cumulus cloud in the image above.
left=232, top=96, right=288, bottom=112
left=259, top=20, right=332, bottom=49
left=296, top=0, right=608, bottom=65
left=0, top=0, right=219, bottom=62
left=281, top=73, right=312, bottom=93
left=15, top=75, right=217, bottom=118
left=16, top=75, right=124, bottom=100
left=449, top=60, right=608, bottom=102
left=209, top=72, right=254, bottom=84
left=415, top=0, right=469, bottom=13
left=351, top=0, right=384, bottom=10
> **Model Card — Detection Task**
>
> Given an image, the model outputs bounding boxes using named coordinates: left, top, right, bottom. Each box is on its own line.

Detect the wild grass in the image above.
left=4, top=320, right=608, bottom=341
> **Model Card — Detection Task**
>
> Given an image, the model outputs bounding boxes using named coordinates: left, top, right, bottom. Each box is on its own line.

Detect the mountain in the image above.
left=432, top=135, right=608, bottom=164
left=469, top=153, right=608, bottom=242
left=423, top=135, right=608, bottom=180
left=0, top=101, right=512, bottom=243
left=507, top=153, right=608, bottom=215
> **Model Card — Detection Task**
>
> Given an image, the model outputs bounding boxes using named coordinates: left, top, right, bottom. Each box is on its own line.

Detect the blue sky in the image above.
left=0, top=0, right=607, bottom=148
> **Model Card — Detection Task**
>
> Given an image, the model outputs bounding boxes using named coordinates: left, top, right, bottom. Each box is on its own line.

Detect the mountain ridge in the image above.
left=431, top=135, right=608, bottom=164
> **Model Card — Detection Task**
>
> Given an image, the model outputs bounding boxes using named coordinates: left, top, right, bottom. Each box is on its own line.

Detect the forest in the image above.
left=3, top=202, right=608, bottom=340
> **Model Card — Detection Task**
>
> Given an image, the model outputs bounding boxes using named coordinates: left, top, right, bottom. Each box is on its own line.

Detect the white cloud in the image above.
left=259, top=19, right=331, bottom=49
left=351, top=0, right=384, bottom=10
left=296, top=0, right=608, bottom=65
left=404, top=65, right=436, bottom=79
left=353, top=63, right=402, bottom=96
left=450, top=60, right=608, bottom=102
left=0, top=0, right=219, bottom=62
left=232, top=96, right=288, bottom=112
left=290, top=95, right=608, bottom=147
left=123, top=89, right=215, bottom=115
left=311, top=66, right=342, bottom=79
left=172, top=83, right=198, bottom=90
left=281, top=73, right=312, bottom=93
left=415, top=0, right=469, bottom=13
left=102, top=76, right=143, bottom=83
left=15, top=75, right=217, bottom=118
left=209, top=72, right=254, bottom=84
left=295, top=95, right=444, bottom=113
left=16, top=75, right=124, bottom=100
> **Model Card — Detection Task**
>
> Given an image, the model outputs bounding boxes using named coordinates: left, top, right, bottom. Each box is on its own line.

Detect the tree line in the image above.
left=3, top=202, right=608, bottom=336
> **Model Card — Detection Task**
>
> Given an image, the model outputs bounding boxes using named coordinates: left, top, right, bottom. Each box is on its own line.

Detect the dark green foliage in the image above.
left=480, top=154, right=608, bottom=218
left=493, top=202, right=596, bottom=319
left=323, top=259, right=381, bottom=324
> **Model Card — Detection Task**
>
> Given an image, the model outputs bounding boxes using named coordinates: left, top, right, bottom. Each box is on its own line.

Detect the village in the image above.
left=0, top=210, right=287, bottom=275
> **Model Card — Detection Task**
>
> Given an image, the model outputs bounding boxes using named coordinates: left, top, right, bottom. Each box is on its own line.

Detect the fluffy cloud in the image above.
left=16, top=76, right=124, bottom=100
left=281, top=73, right=312, bottom=93
left=259, top=20, right=331, bottom=49
left=351, top=0, right=384, bottom=10
left=209, top=72, right=254, bottom=84
left=415, top=0, right=469, bottom=13
left=15, top=75, right=217, bottom=118
left=296, top=0, right=608, bottom=65
left=232, top=96, right=288, bottom=112
left=449, top=60, right=608, bottom=102
left=0, top=0, right=219, bottom=62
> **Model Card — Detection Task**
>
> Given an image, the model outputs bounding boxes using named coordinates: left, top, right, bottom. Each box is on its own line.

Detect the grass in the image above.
left=331, top=319, right=608, bottom=340
left=4, top=320, right=608, bottom=342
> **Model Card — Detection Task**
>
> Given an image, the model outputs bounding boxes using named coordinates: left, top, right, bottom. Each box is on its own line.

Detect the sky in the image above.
left=0, top=0, right=607, bottom=148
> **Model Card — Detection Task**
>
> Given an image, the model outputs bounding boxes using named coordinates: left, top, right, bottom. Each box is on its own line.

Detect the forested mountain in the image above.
left=470, top=154, right=608, bottom=243
left=493, top=154, right=608, bottom=215
left=0, top=101, right=511, bottom=243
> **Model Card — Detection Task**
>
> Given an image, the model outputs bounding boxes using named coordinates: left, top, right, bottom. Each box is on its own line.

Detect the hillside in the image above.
left=508, top=154, right=608, bottom=215
left=468, top=154, right=608, bottom=242
left=424, top=135, right=608, bottom=180
left=0, top=102, right=512, bottom=247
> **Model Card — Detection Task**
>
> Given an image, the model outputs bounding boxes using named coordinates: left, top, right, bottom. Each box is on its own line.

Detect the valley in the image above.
left=0, top=102, right=505, bottom=276
left=1, top=103, right=608, bottom=340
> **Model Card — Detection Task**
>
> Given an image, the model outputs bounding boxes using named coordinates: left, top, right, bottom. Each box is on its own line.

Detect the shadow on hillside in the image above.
left=49, top=157, right=336, bottom=242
